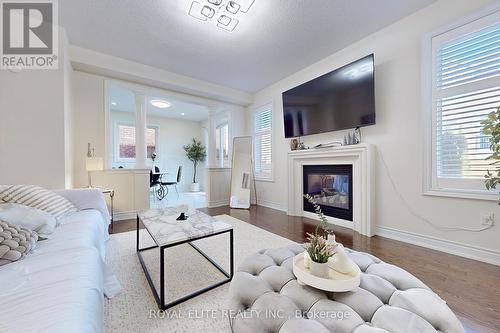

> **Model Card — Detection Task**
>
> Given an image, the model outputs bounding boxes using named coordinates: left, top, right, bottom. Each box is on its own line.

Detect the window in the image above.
left=253, top=105, right=273, bottom=180
left=216, top=122, right=229, bottom=165
left=425, top=9, right=500, bottom=198
left=116, top=124, right=157, bottom=161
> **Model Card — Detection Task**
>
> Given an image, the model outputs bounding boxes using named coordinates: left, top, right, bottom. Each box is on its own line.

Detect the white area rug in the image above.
left=104, top=214, right=295, bottom=333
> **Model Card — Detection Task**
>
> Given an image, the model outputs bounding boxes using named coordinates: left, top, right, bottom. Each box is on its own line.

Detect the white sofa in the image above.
left=0, top=189, right=119, bottom=333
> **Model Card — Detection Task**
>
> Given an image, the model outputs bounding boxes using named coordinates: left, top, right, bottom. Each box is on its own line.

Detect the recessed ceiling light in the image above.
left=111, top=102, right=117, bottom=106
left=181, top=113, right=185, bottom=116
left=150, top=99, right=171, bottom=109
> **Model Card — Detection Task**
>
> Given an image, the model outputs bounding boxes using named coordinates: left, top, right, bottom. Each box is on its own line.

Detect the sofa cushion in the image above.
left=0, top=220, right=38, bottom=266
left=0, top=185, right=77, bottom=221
left=0, top=203, right=57, bottom=238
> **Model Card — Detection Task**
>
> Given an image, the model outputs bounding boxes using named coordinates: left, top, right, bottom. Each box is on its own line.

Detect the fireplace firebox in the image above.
left=303, top=165, right=353, bottom=221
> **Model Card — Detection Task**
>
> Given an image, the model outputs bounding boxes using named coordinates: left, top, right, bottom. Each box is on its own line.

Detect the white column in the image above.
left=134, top=92, right=147, bottom=169
left=207, top=108, right=217, bottom=168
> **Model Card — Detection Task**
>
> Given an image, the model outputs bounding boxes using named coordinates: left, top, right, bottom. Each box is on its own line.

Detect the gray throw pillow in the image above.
left=0, top=220, right=38, bottom=266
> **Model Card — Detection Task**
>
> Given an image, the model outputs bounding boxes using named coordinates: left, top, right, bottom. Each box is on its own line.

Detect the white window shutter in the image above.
left=433, top=21, right=500, bottom=186
left=254, top=106, right=273, bottom=180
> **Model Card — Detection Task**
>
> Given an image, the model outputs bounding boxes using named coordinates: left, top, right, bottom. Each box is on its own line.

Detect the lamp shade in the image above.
left=86, top=157, right=104, bottom=171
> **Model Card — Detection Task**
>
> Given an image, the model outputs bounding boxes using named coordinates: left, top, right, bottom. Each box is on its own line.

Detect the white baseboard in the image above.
left=376, top=226, right=500, bottom=266
left=208, top=199, right=230, bottom=208
left=113, top=211, right=137, bottom=221
left=256, top=199, right=286, bottom=212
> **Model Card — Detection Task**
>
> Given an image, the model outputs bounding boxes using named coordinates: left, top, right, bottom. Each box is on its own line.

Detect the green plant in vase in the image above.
left=481, top=106, right=500, bottom=203
left=183, top=138, right=207, bottom=192
left=303, top=194, right=337, bottom=277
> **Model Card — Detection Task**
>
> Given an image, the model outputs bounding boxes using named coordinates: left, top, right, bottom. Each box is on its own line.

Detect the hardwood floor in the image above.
left=111, top=205, right=500, bottom=332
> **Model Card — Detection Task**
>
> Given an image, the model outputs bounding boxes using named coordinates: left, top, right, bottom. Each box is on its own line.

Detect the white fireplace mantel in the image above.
left=287, top=143, right=375, bottom=236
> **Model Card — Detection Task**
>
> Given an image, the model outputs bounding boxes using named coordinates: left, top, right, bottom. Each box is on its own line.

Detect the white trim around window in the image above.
left=113, top=122, right=159, bottom=164
left=422, top=4, right=500, bottom=201
left=253, top=103, right=274, bottom=182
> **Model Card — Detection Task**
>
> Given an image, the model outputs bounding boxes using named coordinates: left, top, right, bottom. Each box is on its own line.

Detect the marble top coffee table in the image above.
left=137, top=207, right=234, bottom=310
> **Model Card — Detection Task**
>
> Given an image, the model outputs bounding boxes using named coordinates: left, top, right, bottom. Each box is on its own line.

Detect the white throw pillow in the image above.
left=0, top=185, right=78, bottom=220
left=0, top=203, right=57, bottom=238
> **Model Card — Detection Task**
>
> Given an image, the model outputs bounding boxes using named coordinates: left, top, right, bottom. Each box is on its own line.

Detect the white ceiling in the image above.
left=60, top=0, right=435, bottom=93
left=109, top=85, right=208, bottom=122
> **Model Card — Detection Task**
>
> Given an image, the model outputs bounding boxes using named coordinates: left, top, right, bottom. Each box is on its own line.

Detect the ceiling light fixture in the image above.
left=226, top=1, right=240, bottom=14
left=111, top=102, right=117, bottom=106
left=181, top=113, right=185, bottom=116
left=150, top=99, right=171, bottom=109
left=201, top=5, right=215, bottom=18
left=187, top=0, right=255, bottom=33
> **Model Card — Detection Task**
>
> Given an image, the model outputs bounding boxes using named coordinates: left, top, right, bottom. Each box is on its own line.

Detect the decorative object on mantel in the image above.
left=290, top=137, right=307, bottom=151
left=183, top=139, right=207, bottom=192
left=296, top=194, right=360, bottom=290
left=343, top=127, right=362, bottom=146
left=481, top=106, right=500, bottom=203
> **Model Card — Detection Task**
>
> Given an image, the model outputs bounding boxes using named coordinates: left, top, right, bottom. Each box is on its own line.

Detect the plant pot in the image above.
left=190, top=183, right=200, bottom=192
left=310, top=261, right=330, bottom=278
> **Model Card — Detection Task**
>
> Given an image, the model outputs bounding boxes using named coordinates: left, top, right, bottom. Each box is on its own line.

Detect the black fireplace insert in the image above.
left=303, top=164, right=353, bottom=221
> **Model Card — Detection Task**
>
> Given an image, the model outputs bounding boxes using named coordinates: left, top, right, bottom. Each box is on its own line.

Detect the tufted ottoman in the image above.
left=228, top=244, right=464, bottom=333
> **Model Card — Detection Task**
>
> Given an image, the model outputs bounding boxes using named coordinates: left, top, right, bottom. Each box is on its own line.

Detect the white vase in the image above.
left=310, top=261, right=329, bottom=278
left=303, top=251, right=311, bottom=269
left=189, top=183, right=200, bottom=192
left=327, top=244, right=353, bottom=274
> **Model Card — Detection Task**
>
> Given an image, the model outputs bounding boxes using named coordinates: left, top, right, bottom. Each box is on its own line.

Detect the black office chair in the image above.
left=150, top=166, right=165, bottom=200
left=161, top=166, right=182, bottom=198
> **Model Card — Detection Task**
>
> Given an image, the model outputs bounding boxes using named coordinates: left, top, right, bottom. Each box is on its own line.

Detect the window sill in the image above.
left=424, top=188, right=497, bottom=201
left=255, top=177, right=274, bottom=183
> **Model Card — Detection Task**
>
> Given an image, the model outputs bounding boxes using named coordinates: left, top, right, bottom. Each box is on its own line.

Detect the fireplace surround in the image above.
left=287, top=143, right=375, bottom=236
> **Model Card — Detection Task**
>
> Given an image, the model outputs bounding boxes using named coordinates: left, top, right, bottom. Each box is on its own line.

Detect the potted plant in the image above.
left=481, top=106, right=500, bottom=203
left=303, top=194, right=337, bottom=277
left=305, top=232, right=335, bottom=278
left=183, top=139, right=207, bottom=192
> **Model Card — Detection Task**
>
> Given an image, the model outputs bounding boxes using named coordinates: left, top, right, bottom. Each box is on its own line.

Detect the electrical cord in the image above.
left=378, top=150, right=494, bottom=232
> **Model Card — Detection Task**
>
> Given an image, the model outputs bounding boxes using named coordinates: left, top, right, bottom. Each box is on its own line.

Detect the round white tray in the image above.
left=292, top=253, right=360, bottom=292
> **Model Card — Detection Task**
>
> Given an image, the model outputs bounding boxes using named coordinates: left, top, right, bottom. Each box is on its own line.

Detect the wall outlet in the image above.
left=480, top=212, right=495, bottom=226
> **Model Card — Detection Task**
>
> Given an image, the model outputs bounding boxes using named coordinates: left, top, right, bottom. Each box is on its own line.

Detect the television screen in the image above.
left=282, top=54, right=375, bottom=138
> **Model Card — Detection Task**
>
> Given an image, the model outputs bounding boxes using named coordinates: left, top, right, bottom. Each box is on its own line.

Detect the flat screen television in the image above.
left=282, top=54, right=375, bottom=138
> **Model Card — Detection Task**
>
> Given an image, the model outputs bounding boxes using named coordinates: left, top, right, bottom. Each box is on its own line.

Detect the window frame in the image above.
left=216, top=122, right=229, bottom=166
left=113, top=121, right=159, bottom=164
left=422, top=5, right=500, bottom=201
left=252, top=103, right=274, bottom=182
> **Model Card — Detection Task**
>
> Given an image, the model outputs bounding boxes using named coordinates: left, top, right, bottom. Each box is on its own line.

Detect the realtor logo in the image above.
left=1, top=0, right=58, bottom=69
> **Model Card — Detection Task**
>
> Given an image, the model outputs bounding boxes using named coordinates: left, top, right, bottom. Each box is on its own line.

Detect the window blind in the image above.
left=435, top=23, right=500, bottom=180
left=254, top=106, right=272, bottom=180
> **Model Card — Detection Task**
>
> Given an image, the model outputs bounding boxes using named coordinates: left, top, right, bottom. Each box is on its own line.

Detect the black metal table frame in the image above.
left=136, top=216, right=234, bottom=310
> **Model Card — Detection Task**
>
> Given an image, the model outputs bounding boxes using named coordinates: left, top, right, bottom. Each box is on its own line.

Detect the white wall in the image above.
left=72, top=71, right=106, bottom=188
left=0, top=30, right=73, bottom=189
left=250, top=0, right=500, bottom=254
